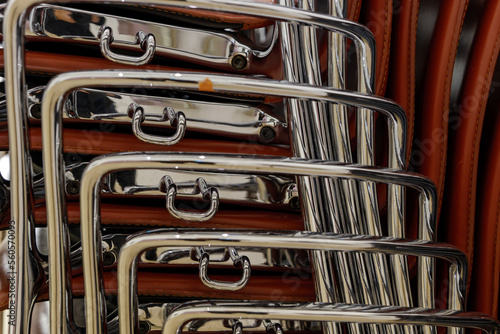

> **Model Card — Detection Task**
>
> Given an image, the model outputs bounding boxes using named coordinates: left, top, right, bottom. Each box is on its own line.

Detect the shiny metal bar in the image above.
left=19, top=158, right=300, bottom=208
left=325, top=3, right=395, bottom=331
left=117, top=230, right=467, bottom=334
left=162, top=302, right=500, bottom=334
left=27, top=4, right=274, bottom=69
left=40, top=69, right=408, bottom=334
left=76, top=152, right=436, bottom=334
left=0, top=2, right=377, bottom=332
left=279, top=3, right=341, bottom=334
left=15, top=86, right=288, bottom=143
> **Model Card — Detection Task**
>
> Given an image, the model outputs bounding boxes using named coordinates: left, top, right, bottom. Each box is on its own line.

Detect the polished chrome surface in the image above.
left=104, top=168, right=297, bottom=207
left=279, top=7, right=341, bottom=334
left=162, top=302, right=500, bottom=334
left=129, top=103, right=186, bottom=145
left=28, top=4, right=263, bottom=69
left=114, top=230, right=466, bottom=334
left=199, top=250, right=251, bottom=290
left=76, top=153, right=437, bottom=334
left=40, top=69, right=407, bottom=334
left=106, top=302, right=320, bottom=333
left=24, top=158, right=300, bottom=208
left=69, top=233, right=309, bottom=271
left=98, top=25, right=156, bottom=65
left=20, top=86, right=288, bottom=143
left=163, top=176, right=219, bottom=222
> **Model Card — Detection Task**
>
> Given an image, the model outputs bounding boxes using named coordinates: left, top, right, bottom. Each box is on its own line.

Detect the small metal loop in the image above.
left=194, top=178, right=211, bottom=198
left=227, top=247, right=242, bottom=266
left=199, top=252, right=251, bottom=291
left=129, top=103, right=186, bottom=146
left=162, top=176, right=219, bottom=222
left=233, top=322, right=243, bottom=334
left=266, top=323, right=283, bottom=334
left=190, top=247, right=230, bottom=262
left=99, top=26, right=156, bottom=66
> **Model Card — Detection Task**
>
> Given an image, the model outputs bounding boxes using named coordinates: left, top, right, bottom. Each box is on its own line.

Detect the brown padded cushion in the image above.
left=468, top=98, right=500, bottom=317
left=0, top=268, right=315, bottom=311
left=0, top=127, right=291, bottom=157
left=359, top=0, right=393, bottom=96
left=440, top=0, right=500, bottom=288
left=406, top=0, right=469, bottom=246
left=29, top=202, right=304, bottom=230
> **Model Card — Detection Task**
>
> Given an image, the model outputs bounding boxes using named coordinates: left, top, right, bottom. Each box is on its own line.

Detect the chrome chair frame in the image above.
left=40, top=70, right=410, bottom=334
left=3, top=1, right=376, bottom=333
left=116, top=230, right=467, bottom=334
left=76, top=152, right=437, bottom=334
left=162, top=302, right=500, bottom=334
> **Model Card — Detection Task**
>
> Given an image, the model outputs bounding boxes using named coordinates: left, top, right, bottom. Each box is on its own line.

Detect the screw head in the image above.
left=289, top=197, right=300, bottom=210
left=231, top=54, right=248, bottom=71
left=138, top=321, right=151, bottom=334
left=30, top=104, right=41, bottom=119
left=259, top=127, right=276, bottom=143
left=66, top=180, right=80, bottom=196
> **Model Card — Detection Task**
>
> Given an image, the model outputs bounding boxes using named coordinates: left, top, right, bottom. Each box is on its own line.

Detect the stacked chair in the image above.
left=0, top=0, right=499, bottom=333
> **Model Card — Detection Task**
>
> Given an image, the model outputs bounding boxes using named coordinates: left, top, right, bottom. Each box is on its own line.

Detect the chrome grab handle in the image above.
left=128, top=103, right=186, bottom=145
left=162, top=176, right=219, bottom=222
left=199, top=247, right=251, bottom=291
left=98, top=26, right=156, bottom=66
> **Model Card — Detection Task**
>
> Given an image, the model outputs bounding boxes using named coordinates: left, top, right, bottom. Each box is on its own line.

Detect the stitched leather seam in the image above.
left=438, top=0, right=469, bottom=214
left=67, top=219, right=290, bottom=229
left=493, top=191, right=500, bottom=315
left=407, top=0, right=420, bottom=164
left=131, top=5, right=226, bottom=24
left=27, top=71, right=56, bottom=76
left=380, top=0, right=391, bottom=95
left=467, top=28, right=500, bottom=264
left=355, top=0, right=362, bottom=22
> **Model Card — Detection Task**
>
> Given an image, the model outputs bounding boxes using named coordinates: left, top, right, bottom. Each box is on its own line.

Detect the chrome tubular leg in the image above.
left=279, top=4, right=341, bottom=334
left=4, top=2, right=47, bottom=334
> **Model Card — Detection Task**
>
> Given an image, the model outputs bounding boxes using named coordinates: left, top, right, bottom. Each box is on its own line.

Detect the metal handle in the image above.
left=162, top=176, right=219, bottom=222
left=98, top=26, right=155, bottom=66
left=129, top=103, right=186, bottom=145
left=199, top=250, right=251, bottom=291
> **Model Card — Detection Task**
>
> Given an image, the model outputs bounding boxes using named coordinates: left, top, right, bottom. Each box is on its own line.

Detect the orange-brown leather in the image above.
left=359, top=0, right=393, bottom=96
left=0, top=127, right=291, bottom=157
left=26, top=202, right=304, bottom=230
left=128, top=0, right=277, bottom=30
left=1, top=47, right=284, bottom=80
left=468, top=99, right=500, bottom=317
left=385, top=0, right=419, bottom=164
left=440, top=0, right=500, bottom=292
left=0, top=269, right=315, bottom=311
left=147, top=0, right=361, bottom=31
left=405, top=0, right=468, bottom=252
left=411, top=0, right=468, bottom=215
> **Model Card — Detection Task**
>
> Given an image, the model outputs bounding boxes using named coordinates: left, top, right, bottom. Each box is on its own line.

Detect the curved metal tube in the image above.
left=4, top=2, right=371, bottom=334
left=76, top=153, right=437, bottom=334
left=129, top=104, right=186, bottom=145
left=40, top=70, right=407, bottom=334
left=161, top=302, right=500, bottom=334
left=164, top=176, right=219, bottom=222
left=116, top=230, right=466, bottom=334
left=99, top=26, right=156, bottom=66
left=199, top=253, right=251, bottom=290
